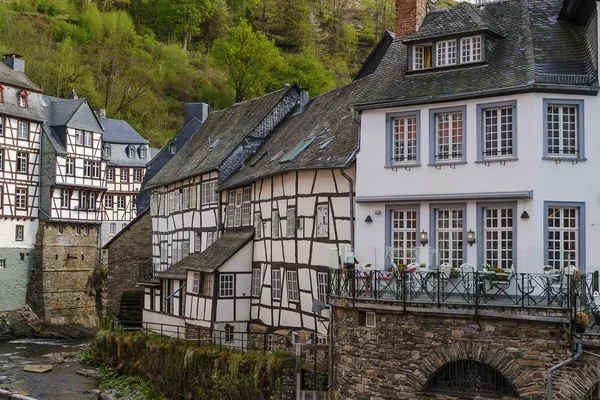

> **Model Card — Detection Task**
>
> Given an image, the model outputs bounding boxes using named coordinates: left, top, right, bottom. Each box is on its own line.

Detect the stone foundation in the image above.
left=332, top=305, right=600, bottom=399
left=27, top=222, right=99, bottom=327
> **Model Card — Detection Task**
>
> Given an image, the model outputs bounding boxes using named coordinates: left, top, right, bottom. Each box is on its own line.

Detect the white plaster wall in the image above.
left=0, top=219, right=38, bottom=248
left=356, top=92, right=600, bottom=273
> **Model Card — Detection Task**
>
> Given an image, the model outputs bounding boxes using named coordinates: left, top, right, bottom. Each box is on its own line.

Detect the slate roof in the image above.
left=145, top=86, right=295, bottom=189
left=222, top=81, right=364, bottom=189
left=404, top=2, right=504, bottom=42
left=355, top=0, right=598, bottom=109
left=44, top=96, right=104, bottom=132
left=102, top=207, right=149, bottom=249
left=100, top=117, right=148, bottom=144
left=0, top=61, right=40, bottom=91
left=157, top=229, right=254, bottom=278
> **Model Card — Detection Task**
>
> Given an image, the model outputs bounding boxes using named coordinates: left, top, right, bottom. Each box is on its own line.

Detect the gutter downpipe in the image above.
left=547, top=342, right=582, bottom=400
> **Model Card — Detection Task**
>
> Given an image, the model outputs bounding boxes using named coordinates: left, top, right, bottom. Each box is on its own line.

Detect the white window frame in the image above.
left=435, top=208, right=464, bottom=267
left=242, top=187, right=251, bottom=226
left=61, top=189, right=70, bottom=208
left=182, top=187, right=190, bottom=209
left=121, top=169, right=129, bottom=182
left=286, top=270, right=299, bottom=302
left=92, top=162, right=100, bottom=179
left=84, top=131, right=92, bottom=147
left=547, top=205, right=580, bottom=270
left=479, top=102, right=516, bottom=160
left=16, top=152, right=27, bottom=173
left=15, top=187, right=27, bottom=209
left=316, top=204, right=329, bottom=238
left=251, top=268, right=261, bottom=297
left=195, top=232, right=201, bottom=252
left=207, top=231, right=217, bottom=247
left=192, top=272, right=200, bottom=294
left=392, top=115, right=418, bottom=164
left=254, top=212, right=262, bottom=239
left=202, top=273, right=213, bottom=296
left=80, top=191, right=88, bottom=210
left=15, top=225, right=23, bottom=241
left=17, top=121, right=28, bottom=139
left=317, top=272, right=328, bottom=303
left=286, top=208, right=296, bottom=238
left=109, top=223, right=116, bottom=235
left=133, top=169, right=142, bottom=182
left=272, top=269, right=281, bottom=300
left=75, top=130, right=83, bottom=145
left=219, top=274, right=234, bottom=297
left=118, top=196, right=126, bottom=210
left=0, top=148, right=3, bottom=171
left=460, top=35, right=482, bottom=63
left=483, top=206, right=514, bottom=269
left=106, top=167, right=114, bottom=181
left=272, top=210, right=280, bottom=238
left=413, top=44, right=432, bottom=70
left=182, top=241, right=190, bottom=258
left=83, top=160, right=92, bottom=177
left=545, top=103, right=580, bottom=158
left=234, top=189, right=243, bottom=227
left=391, top=209, right=418, bottom=266
left=66, top=158, right=74, bottom=176
left=105, top=195, right=113, bottom=209
left=432, top=109, right=464, bottom=162
left=366, top=312, right=376, bottom=328
left=436, top=39, right=457, bottom=67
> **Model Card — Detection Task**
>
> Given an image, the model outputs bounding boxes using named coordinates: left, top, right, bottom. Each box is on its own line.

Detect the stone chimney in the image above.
left=68, top=90, right=78, bottom=100
left=299, top=91, right=309, bottom=110
left=94, top=108, right=106, bottom=118
left=2, top=54, right=25, bottom=73
left=184, top=103, right=209, bottom=126
left=395, top=0, right=427, bottom=38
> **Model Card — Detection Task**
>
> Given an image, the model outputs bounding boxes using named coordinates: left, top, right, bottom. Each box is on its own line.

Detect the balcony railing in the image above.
left=329, top=268, right=598, bottom=311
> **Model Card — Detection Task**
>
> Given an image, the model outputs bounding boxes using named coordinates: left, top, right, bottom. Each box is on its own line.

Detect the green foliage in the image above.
left=283, top=47, right=335, bottom=97
left=98, top=366, right=167, bottom=399
left=75, top=345, right=96, bottom=364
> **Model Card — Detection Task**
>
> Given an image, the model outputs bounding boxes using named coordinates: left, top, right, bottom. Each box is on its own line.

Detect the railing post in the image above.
left=437, top=270, right=441, bottom=306
left=594, top=271, right=599, bottom=293
left=402, top=271, right=406, bottom=312
left=474, top=271, right=479, bottom=316
left=521, top=274, right=525, bottom=308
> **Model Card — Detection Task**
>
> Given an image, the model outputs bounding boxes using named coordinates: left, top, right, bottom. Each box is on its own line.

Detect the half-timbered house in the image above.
left=0, top=55, right=44, bottom=311
left=141, top=86, right=301, bottom=335
left=28, top=93, right=106, bottom=326
left=98, top=111, right=153, bottom=247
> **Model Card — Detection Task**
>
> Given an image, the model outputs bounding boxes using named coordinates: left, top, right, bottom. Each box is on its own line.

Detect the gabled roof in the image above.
left=157, top=229, right=254, bottom=279
left=355, top=0, right=598, bottom=110
left=146, top=86, right=297, bottom=189
left=222, top=81, right=365, bottom=189
left=0, top=61, right=40, bottom=91
left=404, top=2, right=504, bottom=43
left=44, top=96, right=104, bottom=132
left=100, top=117, right=148, bottom=144
left=355, top=31, right=395, bottom=81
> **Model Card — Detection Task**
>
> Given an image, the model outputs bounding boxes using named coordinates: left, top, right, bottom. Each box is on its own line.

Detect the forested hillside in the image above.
left=0, top=0, right=448, bottom=146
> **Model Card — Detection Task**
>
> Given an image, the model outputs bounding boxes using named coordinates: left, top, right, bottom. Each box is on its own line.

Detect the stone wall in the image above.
left=332, top=305, right=600, bottom=399
left=27, top=222, right=99, bottom=327
left=0, top=248, right=34, bottom=312
left=103, top=210, right=152, bottom=318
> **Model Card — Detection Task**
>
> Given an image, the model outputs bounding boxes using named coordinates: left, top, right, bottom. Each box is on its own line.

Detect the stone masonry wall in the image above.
left=27, top=222, right=99, bottom=327
left=104, top=211, right=152, bottom=318
left=332, top=306, right=600, bottom=400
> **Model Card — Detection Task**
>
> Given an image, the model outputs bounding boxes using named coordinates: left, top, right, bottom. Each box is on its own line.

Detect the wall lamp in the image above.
left=420, top=230, right=428, bottom=246
left=467, top=229, right=476, bottom=246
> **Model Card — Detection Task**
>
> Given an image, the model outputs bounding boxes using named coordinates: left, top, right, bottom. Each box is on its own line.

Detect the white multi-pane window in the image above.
left=128, top=147, right=135, bottom=158
left=17, top=121, right=28, bottom=139
left=159, top=194, right=165, bottom=216
left=547, top=207, right=579, bottom=270
left=272, top=210, right=280, bottom=238
left=84, top=132, right=92, bottom=147
left=118, top=196, right=126, bottom=209
left=15, top=188, right=27, bottom=209
left=61, top=189, right=70, bottom=208
left=202, top=274, right=213, bottom=296
left=413, top=44, right=432, bottom=70
left=121, top=169, right=129, bottom=182
left=66, top=158, right=74, bottom=176
left=75, top=130, right=83, bottom=145
left=80, top=191, right=88, bottom=210
left=391, top=209, right=417, bottom=265
left=219, top=274, right=234, bottom=297
left=109, top=223, right=116, bottom=235
left=0, top=148, right=3, bottom=170
left=207, top=231, right=217, bottom=247
left=234, top=190, right=243, bottom=226
left=182, top=241, right=190, bottom=258
left=242, top=187, right=251, bottom=225
left=192, top=272, right=200, bottom=294
left=484, top=207, right=514, bottom=269
left=106, top=167, right=114, bottom=181
left=182, top=187, right=190, bottom=209
left=484, top=107, right=513, bottom=158
left=436, top=39, right=456, bottom=66
left=225, top=325, right=234, bottom=342
left=150, top=194, right=157, bottom=215
left=133, top=169, right=142, bottom=182
left=0, top=117, right=4, bottom=136
left=252, top=268, right=261, bottom=297
left=460, top=36, right=482, bottom=63
left=392, top=116, right=418, bottom=164
left=254, top=212, right=262, bottom=239
left=287, top=208, right=296, bottom=237
left=83, top=160, right=92, bottom=177
left=272, top=270, right=281, bottom=300
left=92, top=162, right=100, bottom=178
left=435, top=112, right=463, bottom=161
left=105, top=195, right=113, bottom=209
left=436, top=209, right=464, bottom=266
left=316, top=204, right=329, bottom=238
left=286, top=270, right=299, bottom=302
left=174, top=190, right=181, bottom=212
left=195, top=232, right=201, bottom=252
left=201, top=180, right=218, bottom=205
left=190, top=185, right=197, bottom=209
left=160, top=239, right=168, bottom=263
left=89, top=191, right=97, bottom=209
left=317, top=272, right=328, bottom=303
left=168, top=191, right=174, bottom=213
left=16, top=152, right=27, bottom=173
left=226, top=190, right=235, bottom=228
left=546, top=105, right=578, bottom=157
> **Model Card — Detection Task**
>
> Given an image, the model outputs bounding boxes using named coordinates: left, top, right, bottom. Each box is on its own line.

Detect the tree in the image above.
left=283, top=47, right=335, bottom=97
left=212, top=20, right=283, bottom=102
left=174, top=0, right=216, bottom=50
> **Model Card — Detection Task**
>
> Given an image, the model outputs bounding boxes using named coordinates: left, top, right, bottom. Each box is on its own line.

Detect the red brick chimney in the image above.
left=395, top=0, right=427, bottom=38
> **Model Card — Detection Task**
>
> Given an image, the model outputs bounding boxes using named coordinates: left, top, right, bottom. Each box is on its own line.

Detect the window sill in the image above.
left=427, top=161, right=468, bottom=167
left=385, top=164, right=421, bottom=170
left=474, top=158, right=518, bottom=164
left=542, top=157, right=586, bottom=162
left=406, top=61, right=488, bottom=75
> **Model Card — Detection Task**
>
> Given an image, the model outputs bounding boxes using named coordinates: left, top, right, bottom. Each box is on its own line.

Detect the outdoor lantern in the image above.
left=420, top=230, right=428, bottom=246
left=467, top=229, right=476, bottom=246
left=365, top=215, right=373, bottom=223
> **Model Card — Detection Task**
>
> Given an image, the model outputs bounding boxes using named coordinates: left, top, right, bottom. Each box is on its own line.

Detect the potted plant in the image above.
left=575, top=312, right=590, bottom=333
left=450, top=267, right=460, bottom=279
left=543, top=265, right=554, bottom=274
left=397, top=264, right=408, bottom=272
left=419, top=263, right=427, bottom=269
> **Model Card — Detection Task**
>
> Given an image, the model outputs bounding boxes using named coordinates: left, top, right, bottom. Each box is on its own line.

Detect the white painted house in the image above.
left=0, top=55, right=44, bottom=311
left=353, top=0, right=600, bottom=274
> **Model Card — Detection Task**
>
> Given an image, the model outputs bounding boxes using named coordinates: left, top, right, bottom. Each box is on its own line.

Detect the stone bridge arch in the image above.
left=410, top=341, right=533, bottom=398
left=551, top=354, right=600, bottom=400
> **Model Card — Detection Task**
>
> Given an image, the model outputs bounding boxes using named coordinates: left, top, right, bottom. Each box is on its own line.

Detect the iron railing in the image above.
left=329, top=269, right=597, bottom=312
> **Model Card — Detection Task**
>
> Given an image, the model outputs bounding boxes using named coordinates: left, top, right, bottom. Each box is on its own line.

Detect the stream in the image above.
left=0, top=338, right=98, bottom=400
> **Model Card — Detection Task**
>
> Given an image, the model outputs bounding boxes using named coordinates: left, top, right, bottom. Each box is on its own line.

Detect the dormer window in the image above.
left=413, top=45, right=432, bottom=70
left=128, top=146, right=135, bottom=158
left=139, top=146, right=147, bottom=159
left=410, top=35, right=484, bottom=71
left=460, top=36, right=482, bottom=63
left=169, top=143, right=176, bottom=155
left=436, top=40, right=457, bottom=66
left=103, top=145, right=111, bottom=158
left=19, top=91, right=28, bottom=108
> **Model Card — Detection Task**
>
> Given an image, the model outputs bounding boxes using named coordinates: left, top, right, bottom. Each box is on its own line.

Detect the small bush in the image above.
left=37, top=0, right=67, bottom=16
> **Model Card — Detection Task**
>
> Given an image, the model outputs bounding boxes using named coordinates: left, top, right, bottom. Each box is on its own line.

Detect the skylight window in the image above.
left=209, top=138, right=220, bottom=150
left=269, top=150, right=283, bottom=163
left=320, top=137, right=334, bottom=149
left=279, top=137, right=315, bottom=163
